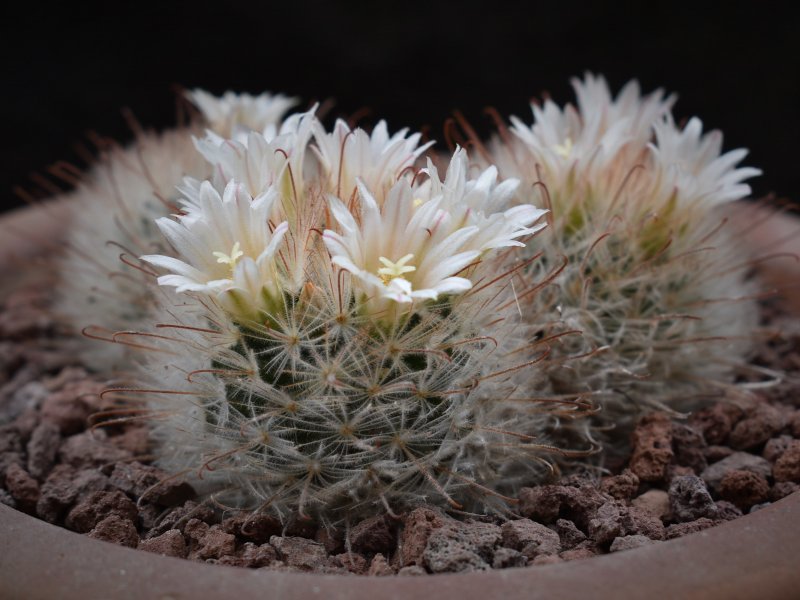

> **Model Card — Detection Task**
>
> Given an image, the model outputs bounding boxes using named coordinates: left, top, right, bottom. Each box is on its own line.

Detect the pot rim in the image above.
left=2, top=495, right=799, bottom=600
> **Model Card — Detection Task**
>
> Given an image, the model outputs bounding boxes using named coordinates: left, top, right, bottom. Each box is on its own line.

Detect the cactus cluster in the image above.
left=56, top=75, right=764, bottom=522
left=481, top=75, right=762, bottom=432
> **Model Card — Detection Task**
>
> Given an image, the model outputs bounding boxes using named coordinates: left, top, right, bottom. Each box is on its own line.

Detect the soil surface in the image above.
left=1, top=283, right=799, bottom=575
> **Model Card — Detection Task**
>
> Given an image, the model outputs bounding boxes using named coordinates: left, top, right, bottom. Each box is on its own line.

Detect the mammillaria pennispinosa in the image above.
left=57, top=75, right=766, bottom=525
left=481, top=74, right=762, bottom=433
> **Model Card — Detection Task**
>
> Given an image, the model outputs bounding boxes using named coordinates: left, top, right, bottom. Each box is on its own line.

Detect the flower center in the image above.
left=554, top=137, right=574, bottom=159
left=212, top=242, right=244, bottom=273
left=377, top=253, right=416, bottom=285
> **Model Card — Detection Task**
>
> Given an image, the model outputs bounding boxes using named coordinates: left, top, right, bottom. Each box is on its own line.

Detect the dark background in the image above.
left=2, top=1, right=798, bottom=212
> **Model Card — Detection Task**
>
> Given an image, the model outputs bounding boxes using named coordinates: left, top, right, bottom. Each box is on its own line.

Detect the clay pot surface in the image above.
left=1, top=201, right=800, bottom=599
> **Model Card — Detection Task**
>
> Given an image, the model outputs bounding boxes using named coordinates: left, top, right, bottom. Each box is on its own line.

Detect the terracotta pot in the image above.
left=1, top=201, right=799, bottom=599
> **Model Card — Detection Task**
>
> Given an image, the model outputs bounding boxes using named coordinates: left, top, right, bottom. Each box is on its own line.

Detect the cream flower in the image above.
left=323, top=182, right=477, bottom=309
left=141, top=180, right=288, bottom=320
left=188, top=89, right=298, bottom=142
left=312, top=119, right=433, bottom=201
left=649, top=115, right=761, bottom=206
left=323, top=149, right=547, bottom=313
left=419, top=148, right=547, bottom=251
left=192, top=107, right=318, bottom=206
left=507, top=73, right=675, bottom=187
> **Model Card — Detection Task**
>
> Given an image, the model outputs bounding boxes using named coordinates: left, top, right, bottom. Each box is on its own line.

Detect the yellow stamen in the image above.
left=213, top=242, right=244, bottom=272
left=554, top=137, right=573, bottom=159
left=378, top=253, right=416, bottom=284
left=413, top=197, right=424, bottom=207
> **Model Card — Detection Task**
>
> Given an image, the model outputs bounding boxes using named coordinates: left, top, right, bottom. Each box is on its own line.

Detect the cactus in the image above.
left=482, top=74, right=763, bottom=434
left=113, top=109, right=597, bottom=524
left=57, top=90, right=298, bottom=369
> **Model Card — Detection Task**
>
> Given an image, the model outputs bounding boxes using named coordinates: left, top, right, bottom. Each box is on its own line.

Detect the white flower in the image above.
left=508, top=73, right=675, bottom=187
left=188, top=89, right=298, bottom=142
left=323, top=149, right=547, bottom=314
left=192, top=107, right=318, bottom=206
left=141, top=180, right=288, bottom=319
left=419, top=148, right=547, bottom=251
left=323, top=182, right=477, bottom=309
left=649, top=115, right=761, bottom=206
left=312, top=119, right=433, bottom=201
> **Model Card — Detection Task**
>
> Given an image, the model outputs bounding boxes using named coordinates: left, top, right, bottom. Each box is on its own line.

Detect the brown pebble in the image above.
left=11, top=409, right=39, bottom=443
left=729, top=403, right=785, bottom=451
left=190, top=525, right=236, bottom=560
left=667, top=465, right=696, bottom=480
left=714, top=500, right=743, bottom=521
left=349, top=514, right=395, bottom=554
left=88, top=514, right=139, bottom=548
left=665, top=518, right=716, bottom=539
left=718, top=470, right=770, bottom=510
left=773, top=440, right=800, bottom=483
left=705, top=445, right=734, bottom=463
left=770, top=481, right=799, bottom=501
left=4, top=462, right=39, bottom=513
left=270, top=536, right=329, bottom=571
left=587, top=501, right=624, bottom=546
left=669, top=475, right=718, bottom=522
left=0, top=425, right=24, bottom=475
left=492, top=547, right=527, bottom=569
left=559, top=546, right=596, bottom=562
left=315, top=527, right=344, bottom=555
left=147, top=501, right=215, bottom=538
left=518, top=485, right=563, bottom=523
left=397, top=565, right=427, bottom=576
left=622, top=506, right=665, bottom=540
left=217, top=542, right=277, bottom=568
left=108, top=426, right=150, bottom=455
left=671, top=422, right=708, bottom=473
left=138, top=529, right=188, bottom=558
left=40, top=379, right=103, bottom=435
left=789, top=412, right=800, bottom=438
left=0, top=488, right=15, bottom=508
left=501, top=519, right=560, bottom=558
left=689, top=404, right=737, bottom=445
left=25, top=421, right=60, bottom=480
left=222, top=511, right=282, bottom=545
left=631, top=489, right=670, bottom=519
left=58, top=430, right=131, bottom=469
left=368, top=553, right=395, bottom=576
left=423, top=526, right=491, bottom=573
left=531, top=554, right=563, bottom=566
left=610, top=535, right=657, bottom=552
left=600, top=469, right=639, bottom=500
left=554, top=519, right=586, bottom=550
left=65, top=490, right=138, bottom=533
left=629, top=413, right=674, bottom=482
left=43, top=367, right=90, bottom=392
left=700, top=452, right=772, bottom=491
left=519, top=483, right=610, bottom=530
left=763, top=435, right=794, bottom=463
left=36, top=465, right=110, bottom=523
left=335, top=552, right=368, bottom=574
left=399, top=507, right=445, bottom=567
left=109, top=461, right=194, bottom=506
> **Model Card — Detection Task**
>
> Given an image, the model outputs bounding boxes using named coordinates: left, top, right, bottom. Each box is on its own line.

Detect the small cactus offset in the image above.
left=57, top=91, right=298, bottom=369
left=483, top=73, right=763, bottom=429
